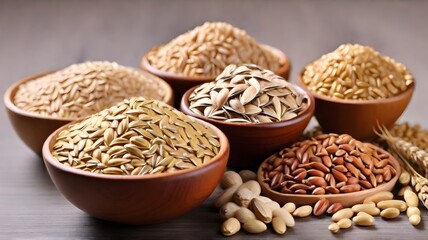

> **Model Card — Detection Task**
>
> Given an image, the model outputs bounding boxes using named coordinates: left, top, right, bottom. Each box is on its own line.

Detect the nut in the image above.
left=363, top=191, right=393, bottom=204
left=404, top=190, right=419, bottom=207
left=328, top=223, right=340, bottom=233
left=377, top=200, right=407, bottom=212
left=293, top=205, right=312, bottom=218
left=239, top=180, right=261, bottom=196
left=221, top=171, right=243, bottom=189
left=221, top=217, right=241, bottom=236
left=254, top=196, right=272, bottom=203
left=380, top=208, right=400, bottom=219
left=337, top=218, right=352, bottom=229
left=239, top=170, right=257, bottom=182
left=332, top=208, right=354, bottom=222
left=242, top=219, right=267, bottom=234
left=220, top=202, right=240, bottom=220
left=313, top=198, right=330, bottom=216
left=398, top=186, right=412, bottom=197
left=233, top=188, right=254, bottom=207
left=407, top=207, right=421, bottom=218
left=409, top=214, right=421, bottom=226
left=250, top=198, right=272, bottom=223
left=399, top=170, right=410, bottom=186
left=235, top=207, right=256, bottom=223
left=265, top=201, right=281, bottom=211
left=283, top=202, right=296, bottom=213
left=273, top=208, right=295, bottom=227
left=272, top=217, right=287, bottom=234
left=326, top=202, right=343, bottom=214
left=214, top=184, right=240, bottom=208
left=352, top=213, right=375, bottom=226
left=352, top=204, right=380, bottom=216
left=261, top=134, right=397, bottom=195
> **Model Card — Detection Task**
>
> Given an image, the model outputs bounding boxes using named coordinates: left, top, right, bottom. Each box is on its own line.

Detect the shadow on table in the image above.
left=80, top=205, right=222, bottom=240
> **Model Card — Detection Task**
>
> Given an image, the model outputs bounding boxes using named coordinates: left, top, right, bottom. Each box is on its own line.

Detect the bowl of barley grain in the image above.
left=181, top=64, right=314, bottom=170
left=142, top=22, right=290, bottom=107
left=297, top=43, right=414, bottom=140
left=257, top=133, right=401, bottom=207
left=4, top=61, right=173, bottom=155
left=42, top=97, right=229, bottom=224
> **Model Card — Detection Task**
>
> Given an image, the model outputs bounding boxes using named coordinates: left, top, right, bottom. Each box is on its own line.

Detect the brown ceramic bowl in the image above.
left=4, top=71, right=174, bottom=156
left=142, top=44, right=291, bottom=107
left=296, top=72, right=415, bottom=140
left=42, top=117, right=229, bottom=225
left=180, top=85, right=315, bottom=171
left=257, top=145, right=401, bottom=207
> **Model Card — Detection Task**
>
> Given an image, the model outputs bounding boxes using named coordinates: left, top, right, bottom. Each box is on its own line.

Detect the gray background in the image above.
left=1, top=0, right=427, bottom=239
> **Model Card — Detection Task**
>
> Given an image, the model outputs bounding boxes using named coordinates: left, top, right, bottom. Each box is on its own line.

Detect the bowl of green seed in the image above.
left=297, top=43, right=415, bottom=140
left=42, top=97, right=229, bottom=225
left=4, top=61, right=173, bottom=155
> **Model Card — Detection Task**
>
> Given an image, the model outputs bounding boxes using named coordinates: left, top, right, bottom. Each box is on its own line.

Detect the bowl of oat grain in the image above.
left=42, top=97, right=229, bottom=225
left=141, top=22, right=290, bottom=107
left=4, top=61, right=173, bottom=155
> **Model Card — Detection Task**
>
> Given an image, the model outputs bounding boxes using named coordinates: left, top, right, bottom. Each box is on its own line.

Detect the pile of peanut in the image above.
left=215, top=170, right=422, bottom=236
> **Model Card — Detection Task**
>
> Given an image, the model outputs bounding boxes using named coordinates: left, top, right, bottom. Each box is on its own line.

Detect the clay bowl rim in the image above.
left=42, top=116, right=229, bottom=181
left=257, top=144, right=401, bottom=202
left=141, top=44, right=291, bottom=82
left=4, top=70, right=175, bottom=122
left=180, top=84, right=315, bottom=129
left=296, top=69, right=415, bottom=105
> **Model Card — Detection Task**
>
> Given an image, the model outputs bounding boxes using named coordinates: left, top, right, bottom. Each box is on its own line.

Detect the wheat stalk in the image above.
left=376, top=124, right=428, bottom=209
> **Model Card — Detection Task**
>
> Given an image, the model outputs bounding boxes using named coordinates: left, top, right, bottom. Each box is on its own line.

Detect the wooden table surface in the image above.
left=1, top=0, right=427, bottom=239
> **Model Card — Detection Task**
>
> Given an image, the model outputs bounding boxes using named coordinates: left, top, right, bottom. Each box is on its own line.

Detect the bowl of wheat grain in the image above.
left=141, top=22, right=290, bottom=107
left=297, top=43, right=414, bottom=140
left=181, top=64, right=314, bottom=170
left=4, top=61, right=173, bottom=155
left=42, top=97, right=229, bottom=224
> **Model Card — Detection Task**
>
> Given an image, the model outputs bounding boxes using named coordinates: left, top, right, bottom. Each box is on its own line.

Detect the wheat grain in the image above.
left=14, top=61, right=167, bottom=119
left=302, top=44, right=414, bottom=100
left=52, top=97, right=220, bottom=175
left=147, top=22, right=284, bottom=77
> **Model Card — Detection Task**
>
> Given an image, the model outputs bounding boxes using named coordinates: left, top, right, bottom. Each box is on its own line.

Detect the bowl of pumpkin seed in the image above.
left=4, top=61, right=173, bottom=155
left=181, top=64, right=315, bottom=170
left=42, top=97, right=230, bottom=224
left=141, top=21, right=290, bottom=107
left=297, top=43, right=415, bottom=140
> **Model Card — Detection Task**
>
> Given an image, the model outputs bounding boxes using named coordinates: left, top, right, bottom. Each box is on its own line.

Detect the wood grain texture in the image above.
left=1, top=0, right=427, bottom=239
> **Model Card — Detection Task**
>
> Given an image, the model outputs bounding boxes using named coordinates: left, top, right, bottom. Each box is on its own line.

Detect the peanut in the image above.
left=337, top=218, right=352, bottom=229
left=293, top=205, right=312, bottom=218
left=404, top=190, right=419, bottom=207
left=221, top=217, right=241, bottom=236
left=273, top=208, right=295, bottom=227
left=352, top=204, right=380, bottom=216
left=272, top=217, right=287, bottom=234
left=243, top=219, right=267, bottom=234
left=363, top=191, right=393, bottom=204
left=380, top=208, right=400, bottom=219
left=332, top=208, right=354, bottom=222
left=221, top=171, right=243, bottom=189
left=283, top=202, right=296, bottom=213
left=377, top=200, right=407, bottom=212
left=220, top=202, right=240, bottom=220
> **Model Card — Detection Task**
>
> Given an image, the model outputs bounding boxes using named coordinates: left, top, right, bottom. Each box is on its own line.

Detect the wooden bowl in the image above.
left=180, top=85, right=315, bottom=171
left=257, top=145, right=401, bottom=207
left=296, top=72, right=415, bottom=140
left=42, top=117, right=229, bottom=225
left=4, top=71, right=174, bottom=156
left=141, top=44, right=291, bottom=108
